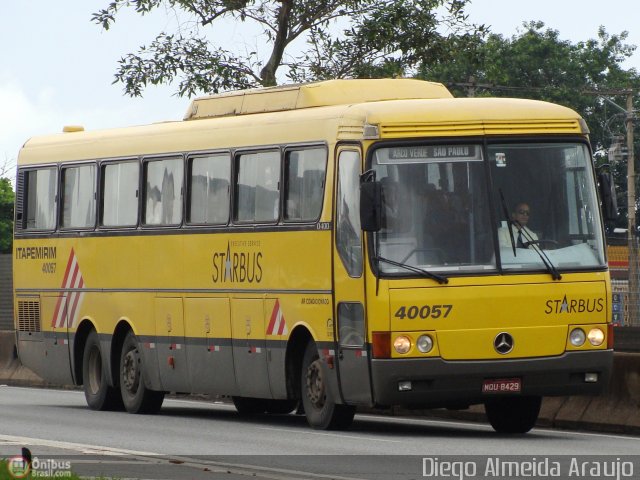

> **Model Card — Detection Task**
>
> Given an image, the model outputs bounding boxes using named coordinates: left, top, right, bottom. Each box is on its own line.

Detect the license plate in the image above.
left=482, top=378, right=522, bottom=394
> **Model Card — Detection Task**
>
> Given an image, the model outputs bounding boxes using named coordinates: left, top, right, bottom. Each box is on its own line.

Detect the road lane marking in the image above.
left=0, top=433, right=368, bottom=480
left=256, top=425, right=404, bottom=443
left=0, top=434, right=159, bottom=456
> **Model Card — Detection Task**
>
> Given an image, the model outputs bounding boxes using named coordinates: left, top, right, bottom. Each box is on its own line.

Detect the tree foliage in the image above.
left=93, top=0, right=483, bottom=96
left=0, top=178, right=14, bottom=254
left=418, top=23, right=640, bottom=231
left=420, top=22, right=640, bottom=153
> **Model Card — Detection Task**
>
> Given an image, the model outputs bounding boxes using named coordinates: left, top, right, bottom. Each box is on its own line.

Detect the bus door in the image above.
left=332, top=148, right=373, bottom=405
left=155, top=297, right=190, bottom=392
left=231, top=298, right=271, bottom=398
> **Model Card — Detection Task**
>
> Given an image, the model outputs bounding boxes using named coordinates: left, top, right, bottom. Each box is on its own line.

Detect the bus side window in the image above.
left=143, top=157, right=184, bottom=226
left=284, top=147, right=326, bottom=222
left=338, top=303, right=365, bottom=347
left=101, top=161, right=139, bottom=227
left=336, top=150, right=362, bottom=277
left=24, top=167, right=57, bottom=230
left=235, top=151, right=280, bottom=223
left=188, top=153, right=230, bottom=225
left=61, top=164, right=96, bottom=229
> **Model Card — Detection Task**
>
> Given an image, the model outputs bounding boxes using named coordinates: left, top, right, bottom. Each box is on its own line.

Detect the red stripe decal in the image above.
left=266, top=299, right=280, bottom=335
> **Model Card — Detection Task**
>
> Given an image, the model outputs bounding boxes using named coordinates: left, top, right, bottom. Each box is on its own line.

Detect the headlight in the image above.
left=416, top=335, right=434, bottom=353
left=570, top=328, right=586, bottom=347
left=588, top=328, right=605, bottom=346
left=393, top=336, right=411, bottom=354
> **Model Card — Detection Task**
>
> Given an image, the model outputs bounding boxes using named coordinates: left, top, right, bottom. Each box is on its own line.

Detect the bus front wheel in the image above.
left=82, top=330, right=123, bottom=411
left=120, top=331, right=165, bottom=414
left=300, top=342, right=355, bottom=430
left=484, top=396, right=541, bottom=434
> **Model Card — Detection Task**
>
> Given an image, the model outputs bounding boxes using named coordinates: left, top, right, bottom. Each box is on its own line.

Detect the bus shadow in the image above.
left=156, top=404, right=556, bottom=440
left=53, top=402, right=556, bottom=440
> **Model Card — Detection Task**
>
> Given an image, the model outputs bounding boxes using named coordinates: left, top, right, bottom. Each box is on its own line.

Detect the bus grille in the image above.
left=17, top=300, right=41, bottom=332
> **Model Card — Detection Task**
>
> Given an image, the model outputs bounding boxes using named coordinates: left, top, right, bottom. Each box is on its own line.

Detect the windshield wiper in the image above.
left=498, top=189, right=517, bottom=256
left=514, top=222, right=563, bottom=281
left=375, top=255, right=449, bottom=284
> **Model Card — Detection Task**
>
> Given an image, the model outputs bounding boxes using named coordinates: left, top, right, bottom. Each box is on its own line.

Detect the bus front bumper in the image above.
left=370, top=350, right=613, bottom=408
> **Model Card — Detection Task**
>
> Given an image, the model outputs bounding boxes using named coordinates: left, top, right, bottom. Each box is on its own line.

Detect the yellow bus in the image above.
left=13, top=79, right=613, bottom=433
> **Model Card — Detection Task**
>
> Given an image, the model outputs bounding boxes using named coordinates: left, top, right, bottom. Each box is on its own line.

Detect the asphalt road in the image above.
left=1, top=386, right=639, bottom=479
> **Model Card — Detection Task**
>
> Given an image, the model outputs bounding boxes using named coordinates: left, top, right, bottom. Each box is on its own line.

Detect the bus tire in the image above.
left=120, top=331, right=164, bottom=414
left=82, top=330, right=123, bottom=411
left=232, top=397, right=267, bottom=415
left=301, top=342, right=355, bottom=430
left=484, top=396, right=541, bottom=434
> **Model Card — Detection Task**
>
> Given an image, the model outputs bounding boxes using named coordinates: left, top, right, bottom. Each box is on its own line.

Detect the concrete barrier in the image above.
left=0, top=330, right=16, bottom=369
left=1, top=330, right=638, bottom=433
left=0, top=330, right=47, bottom=387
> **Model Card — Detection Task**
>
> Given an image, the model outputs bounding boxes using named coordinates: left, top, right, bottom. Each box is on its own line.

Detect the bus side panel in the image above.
left=39, top=294, right=74, bottom=385
left=231, top=298, right=271, bottom=398
left=265, top=298, right=287, bottom=398
left=184, top=297, right=237, bottom=396
left=154, top=297, right=189, bottom=393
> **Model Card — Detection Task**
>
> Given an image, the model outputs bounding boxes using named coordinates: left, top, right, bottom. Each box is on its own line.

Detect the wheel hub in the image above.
left=122, top=349, right=140, bottom=394
left=305, top=359, right=326, bottom=408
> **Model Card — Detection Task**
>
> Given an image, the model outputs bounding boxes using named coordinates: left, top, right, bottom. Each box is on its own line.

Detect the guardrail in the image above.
left=614, top=327, right=640, bottom=352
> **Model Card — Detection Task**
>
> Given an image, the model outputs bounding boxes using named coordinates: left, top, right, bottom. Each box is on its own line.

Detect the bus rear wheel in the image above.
left=83, top=330, right=123, bottom=411
left=484, top=396, right=541, bottom=434
left=120, top=331, right=164, bottom=414
left=301, top=342, right=355, bottom=430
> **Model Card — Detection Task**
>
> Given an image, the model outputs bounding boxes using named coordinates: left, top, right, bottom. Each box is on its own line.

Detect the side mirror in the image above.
left=598, top=172, right=618, bottom=221
left=360, top=181, right=382, bottom=232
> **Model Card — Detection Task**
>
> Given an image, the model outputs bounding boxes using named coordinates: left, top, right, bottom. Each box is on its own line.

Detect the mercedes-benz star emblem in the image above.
left=494, top=332, right=514, bottom=355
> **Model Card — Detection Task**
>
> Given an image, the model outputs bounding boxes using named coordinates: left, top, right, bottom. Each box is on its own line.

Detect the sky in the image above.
left=1, top=0, right=639, bottom=181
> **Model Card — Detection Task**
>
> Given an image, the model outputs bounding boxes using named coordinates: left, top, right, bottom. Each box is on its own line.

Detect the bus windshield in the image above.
left=370, top=142, right=606, bottom=276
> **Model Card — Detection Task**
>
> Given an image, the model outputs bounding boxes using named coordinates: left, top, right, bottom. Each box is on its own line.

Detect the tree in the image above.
left=0, top=178, right=14, bottom=254
left=418, top=23, right=640, bottom=230
left=420, top=22, right=640, bottom=152
left=93, top=0, right=482, bottom=96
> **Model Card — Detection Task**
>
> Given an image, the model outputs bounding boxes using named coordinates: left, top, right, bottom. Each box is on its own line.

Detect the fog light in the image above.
left=570, top=328, right=586, bottom=347
left=398, top=380, right=412, bottom=391
left=585, top=373, right=599, bottom=383
left=588, top=328, right=605, bottom=346
left=393, top=336, right=411, bottom=354
left=417, top=335, right=434, bottom=353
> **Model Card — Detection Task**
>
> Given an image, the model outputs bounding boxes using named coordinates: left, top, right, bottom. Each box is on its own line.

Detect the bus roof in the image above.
left=18, top=79, right=587, bottom=166
left=183, top=79, right=453, bottom=120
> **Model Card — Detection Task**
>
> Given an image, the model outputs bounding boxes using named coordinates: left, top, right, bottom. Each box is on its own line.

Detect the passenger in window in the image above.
left=498, top=202, right=539, bottom=249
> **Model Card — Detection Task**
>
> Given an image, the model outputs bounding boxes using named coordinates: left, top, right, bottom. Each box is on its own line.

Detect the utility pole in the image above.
left=626, top=92, right=638, bottom=326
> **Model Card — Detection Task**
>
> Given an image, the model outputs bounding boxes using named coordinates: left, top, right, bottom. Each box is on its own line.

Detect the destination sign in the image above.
left=385, top=145, right=481, bottom=162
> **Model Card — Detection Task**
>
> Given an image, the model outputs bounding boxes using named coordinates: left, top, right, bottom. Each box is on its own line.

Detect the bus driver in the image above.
left=498, top=202, right=539, bottom=249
